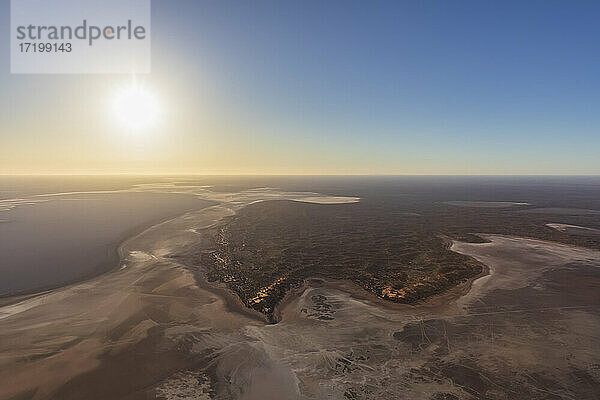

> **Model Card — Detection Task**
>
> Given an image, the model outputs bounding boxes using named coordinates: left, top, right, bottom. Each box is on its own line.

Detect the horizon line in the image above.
left=2, top=173, right=600, bottom=177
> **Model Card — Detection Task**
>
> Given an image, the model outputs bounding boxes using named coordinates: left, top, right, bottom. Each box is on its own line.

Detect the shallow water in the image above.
left=1, top=180, right=600, bottom=399
left=3, top=174, right=600, bottom=297
left=0, top=191, right=211, bottom=295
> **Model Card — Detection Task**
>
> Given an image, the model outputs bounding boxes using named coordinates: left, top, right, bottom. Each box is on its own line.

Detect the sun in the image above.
left=112, top=84, right=160, bottom=131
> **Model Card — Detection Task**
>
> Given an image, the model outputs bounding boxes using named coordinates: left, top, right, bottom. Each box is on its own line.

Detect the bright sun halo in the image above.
left=112, top=84, right=160, bottom=131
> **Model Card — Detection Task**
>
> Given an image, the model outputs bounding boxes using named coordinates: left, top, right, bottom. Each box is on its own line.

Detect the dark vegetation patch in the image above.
left=191, top=200, right=483, bottom=321
left=182, top=178, right=600, bottom=322
left=455, top=233, right=490, bottom=243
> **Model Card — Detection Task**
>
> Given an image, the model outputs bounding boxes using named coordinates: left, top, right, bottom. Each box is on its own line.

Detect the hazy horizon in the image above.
left=3, top=2, right=600, bottom=398
left=3, top=173, right=600, bottom=178
left=2, top=0, right=600, bottom=174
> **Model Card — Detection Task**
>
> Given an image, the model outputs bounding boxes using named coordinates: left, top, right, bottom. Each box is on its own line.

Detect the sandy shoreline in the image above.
left=0, top=191, right=215, bottom=298
left=0, top=189, right=360, bottom=400
left=270, top=232, right=495, bottom=321
left=2, top=188, right=600, bottom=399
left=0, top=201, right=218, bottom=309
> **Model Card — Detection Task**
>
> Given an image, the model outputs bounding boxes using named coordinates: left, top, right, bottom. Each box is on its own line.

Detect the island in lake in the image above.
left=1, top=176, right=600, bottom=400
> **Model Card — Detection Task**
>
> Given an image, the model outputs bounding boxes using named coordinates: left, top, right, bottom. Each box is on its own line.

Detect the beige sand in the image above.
left=0, top=190, right=358, bottom=400
left=2, top=190, right=600, bottom=399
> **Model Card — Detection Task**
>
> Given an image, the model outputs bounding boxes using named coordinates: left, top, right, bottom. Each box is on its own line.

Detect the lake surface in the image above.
left=0, top=189, right=212, bottom=296
left=2, top=174, right=600, bottom=297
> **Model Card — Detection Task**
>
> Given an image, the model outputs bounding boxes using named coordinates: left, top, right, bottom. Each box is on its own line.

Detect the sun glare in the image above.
left=112, top=84, right=160, bottom=131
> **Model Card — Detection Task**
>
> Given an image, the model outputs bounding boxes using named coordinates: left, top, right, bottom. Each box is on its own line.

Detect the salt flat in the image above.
left=1, top=186, right=599, bottom=399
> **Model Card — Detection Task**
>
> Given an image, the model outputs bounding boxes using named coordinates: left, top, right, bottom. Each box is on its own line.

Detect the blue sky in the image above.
left=1, top=0, right=599, bottom=174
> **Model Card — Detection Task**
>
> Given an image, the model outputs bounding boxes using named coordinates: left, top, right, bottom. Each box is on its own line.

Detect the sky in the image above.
left=1, top=0, right=599, bottom=175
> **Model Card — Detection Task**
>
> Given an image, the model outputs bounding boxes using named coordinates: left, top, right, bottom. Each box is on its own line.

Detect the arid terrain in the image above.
left=1, top=177, right=600, bottom=399
left=194, top=184, right=600, bottom=322
left=192, top=200, right=483, bottom=321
